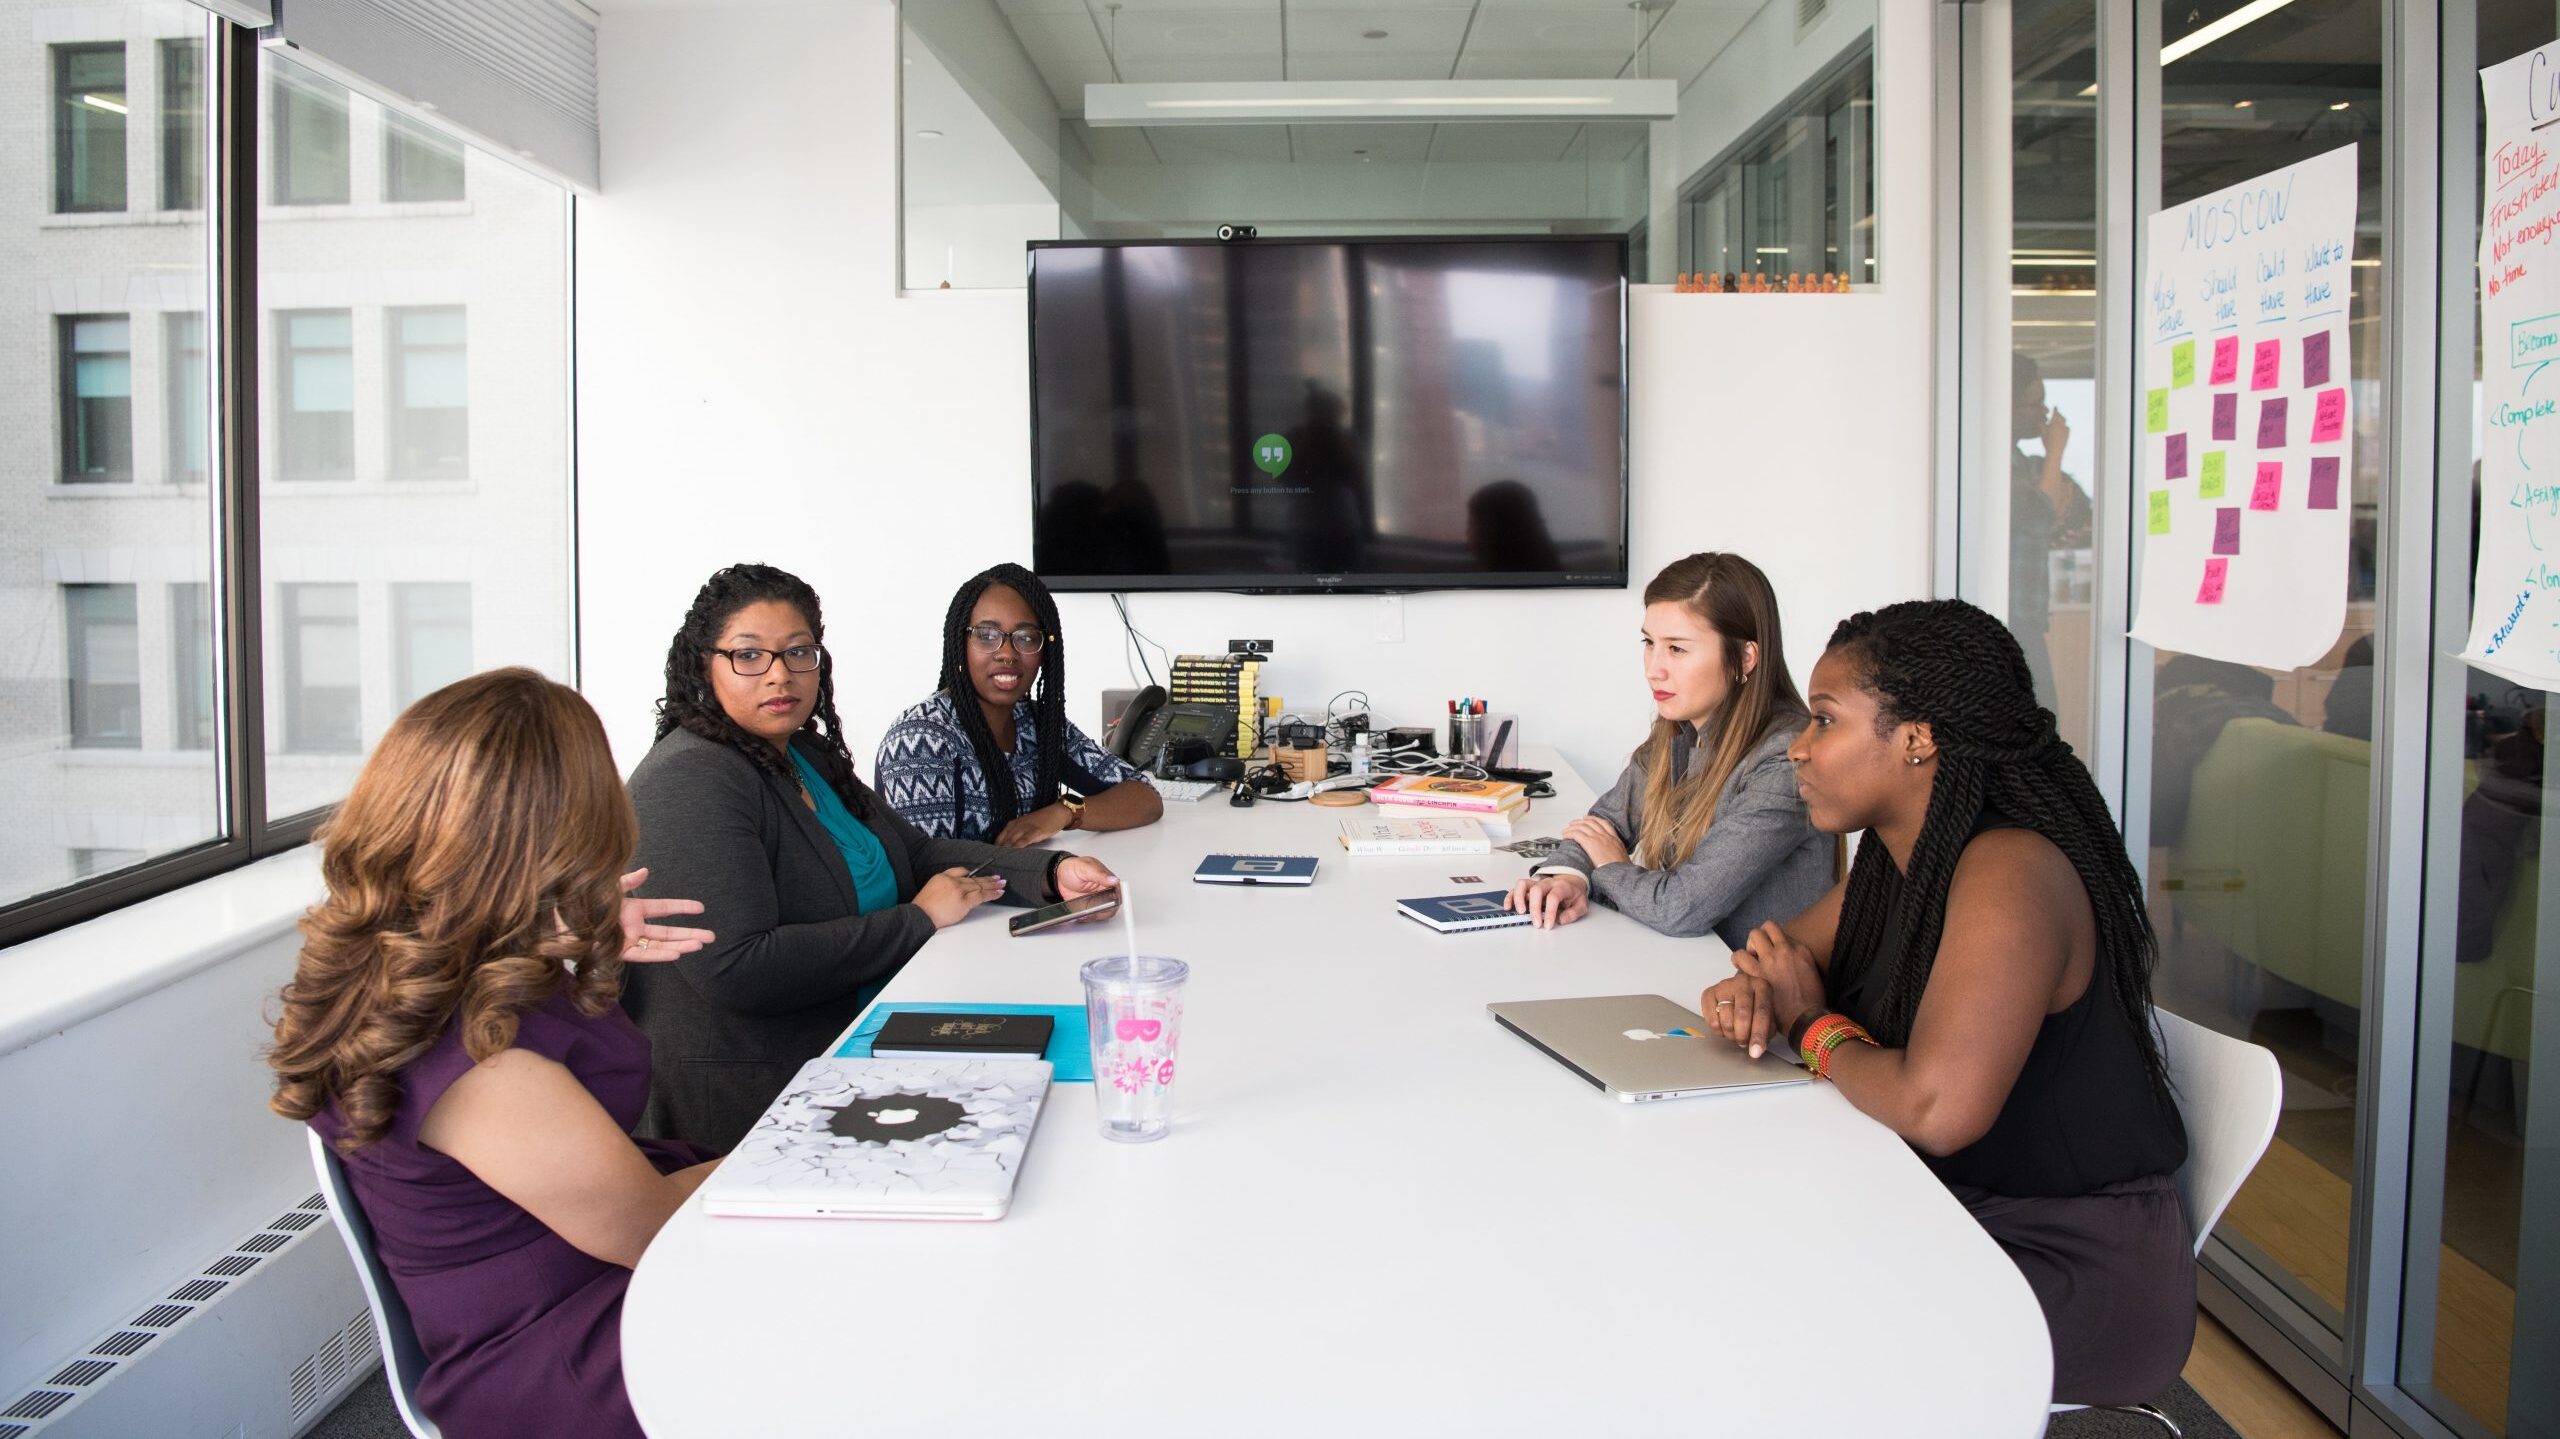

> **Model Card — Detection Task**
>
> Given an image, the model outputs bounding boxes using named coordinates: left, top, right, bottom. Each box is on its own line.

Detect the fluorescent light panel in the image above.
left=2159, top=0, right=2302, bottom=67
left=1085, top=79, right=1676, bottom=126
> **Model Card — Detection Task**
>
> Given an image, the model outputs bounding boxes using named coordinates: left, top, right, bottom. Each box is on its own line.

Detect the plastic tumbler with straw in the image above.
left=1080, top=882, right=1187, bottom=1142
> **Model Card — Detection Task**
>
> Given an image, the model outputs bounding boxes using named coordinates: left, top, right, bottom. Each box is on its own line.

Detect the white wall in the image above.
left=579, top=0, right=1933, bottom=791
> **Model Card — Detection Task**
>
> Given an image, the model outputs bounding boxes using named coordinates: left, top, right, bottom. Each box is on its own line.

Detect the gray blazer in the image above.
left=1539, top=711, right=1833, bottom=948
left=620, top=726, right=1057, bottom=1151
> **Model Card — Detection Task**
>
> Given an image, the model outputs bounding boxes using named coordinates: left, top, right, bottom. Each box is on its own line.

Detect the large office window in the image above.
left=389, top=307, right=468, bottom=477
left=171, top=584, right=215, bottom=752
left=1677, top=40, right=1876, bottom=286
left=385, top=112, right=465, bottom=203
left=270, top=65, right=350, bottom=205
left=59, top=315, right=135, bottom=483
left=166, top=312, right=207, bottom=482
left=394, top=584, right=472, bottom=709
left=276, top=310, right=355, bottom=480
left=281, top=584, right=360, bottom=754
left=54, top=43, right=127, bottom=213
left=161, top=37, right=202, bottom=210
left=65, top=586, right=142, bottom=750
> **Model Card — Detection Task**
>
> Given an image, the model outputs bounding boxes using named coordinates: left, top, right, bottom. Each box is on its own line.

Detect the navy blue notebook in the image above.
left=1193, top=853, right=1320, bottom=886
left=1395, top=891, right=1533, bottom=933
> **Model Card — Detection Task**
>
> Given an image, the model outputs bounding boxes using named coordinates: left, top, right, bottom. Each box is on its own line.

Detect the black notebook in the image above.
left=870, top=1010, right=1056, bottom=1060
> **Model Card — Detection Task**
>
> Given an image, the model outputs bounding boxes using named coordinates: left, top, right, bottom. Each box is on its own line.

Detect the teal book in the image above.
left=836, top=1002, right=1092, bottom=1083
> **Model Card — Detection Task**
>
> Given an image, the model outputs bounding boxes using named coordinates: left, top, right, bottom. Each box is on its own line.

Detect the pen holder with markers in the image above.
left=1450, top=712, right=1484, bottom=763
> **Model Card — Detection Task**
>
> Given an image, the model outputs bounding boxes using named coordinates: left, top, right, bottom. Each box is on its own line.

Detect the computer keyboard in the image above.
left=1150, top=777, right=1224, bottom=802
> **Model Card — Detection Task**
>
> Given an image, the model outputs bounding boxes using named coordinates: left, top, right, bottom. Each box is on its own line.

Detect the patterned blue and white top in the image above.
left=874, top=689, right=1146, bottom=842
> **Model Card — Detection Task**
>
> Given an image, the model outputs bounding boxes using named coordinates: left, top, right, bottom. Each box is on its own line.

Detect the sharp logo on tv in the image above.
left=1028, top=236, right=1629, bottom=593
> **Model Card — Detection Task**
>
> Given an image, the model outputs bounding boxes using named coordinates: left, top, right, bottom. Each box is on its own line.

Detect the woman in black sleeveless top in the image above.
left=1700, top=599, right=2192, bottom=1407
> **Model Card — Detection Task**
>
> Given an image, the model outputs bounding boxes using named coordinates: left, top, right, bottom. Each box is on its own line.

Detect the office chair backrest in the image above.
left=2154, top=1007, right=2284, bottom=1254
left=307, top=1129, right=445, bottom=1439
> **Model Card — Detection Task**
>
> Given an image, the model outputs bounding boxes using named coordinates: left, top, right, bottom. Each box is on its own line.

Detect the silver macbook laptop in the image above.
left=700, top=1056, right=1052, bottom=1220
left=1487, top=994, right=1811, bottom=1103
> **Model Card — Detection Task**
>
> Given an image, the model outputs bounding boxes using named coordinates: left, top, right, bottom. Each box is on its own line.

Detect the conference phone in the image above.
left=1105, top=685, right=1240, bottom=775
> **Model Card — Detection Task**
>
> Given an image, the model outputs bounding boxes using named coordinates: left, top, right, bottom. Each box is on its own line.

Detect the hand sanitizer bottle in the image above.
left=1350, top=731, right=1371, bottom=777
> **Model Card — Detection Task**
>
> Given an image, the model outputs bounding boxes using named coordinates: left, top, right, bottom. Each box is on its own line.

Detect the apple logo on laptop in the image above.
left=828, top=1092, right=966, bottom=1143
left=1623, top=1028, right=1663, bottom=1043
left=870, top=1108, right=919, bottom=1125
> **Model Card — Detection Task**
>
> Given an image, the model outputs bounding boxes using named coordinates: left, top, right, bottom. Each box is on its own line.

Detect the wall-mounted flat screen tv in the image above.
left=1027, top=235, right=1627, bottom=593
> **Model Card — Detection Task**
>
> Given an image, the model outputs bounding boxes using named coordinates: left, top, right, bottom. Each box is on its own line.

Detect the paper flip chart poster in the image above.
left=2131, top=146, right=2358, bottom=669
left=2462, top=43, right=2560, bottom=691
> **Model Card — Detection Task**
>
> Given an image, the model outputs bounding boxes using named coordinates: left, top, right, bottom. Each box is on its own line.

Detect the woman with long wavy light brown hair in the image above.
left=1504, top=551, right=1832, bottom=945
left=269, top=667, right=716, bottom=1439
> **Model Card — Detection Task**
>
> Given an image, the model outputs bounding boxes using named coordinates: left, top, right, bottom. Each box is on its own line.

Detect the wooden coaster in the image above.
left=1308, top=789, right=1369, bottom=807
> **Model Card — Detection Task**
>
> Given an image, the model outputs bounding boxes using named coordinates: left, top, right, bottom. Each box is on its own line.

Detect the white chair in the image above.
left=2048, top=1007, right=2283, bottom=1437
left=308, top=1130, right=445, bottom=1439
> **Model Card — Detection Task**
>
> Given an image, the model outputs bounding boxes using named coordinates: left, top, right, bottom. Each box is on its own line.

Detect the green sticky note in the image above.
left=2146, top=389, right=2170, bottom=433
left=2200, top=450, right=2227, bottom=498
left=2148, top=490, right=2172, bottom=535
left=2171, top=340, right=2196, bottom=389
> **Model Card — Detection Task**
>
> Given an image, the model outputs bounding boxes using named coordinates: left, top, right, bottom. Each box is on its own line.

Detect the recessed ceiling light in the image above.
left=914, top=129, right=944, bottom=139
left=1363, top=29, right=1388, bottom=40
left=2233, top=99, right=2254, bottom=109
left=2329, top=100, right=2349, bottom=110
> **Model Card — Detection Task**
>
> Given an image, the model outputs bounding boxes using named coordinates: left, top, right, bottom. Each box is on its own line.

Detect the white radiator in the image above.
left=0, top=1192, right=375, bottom=1439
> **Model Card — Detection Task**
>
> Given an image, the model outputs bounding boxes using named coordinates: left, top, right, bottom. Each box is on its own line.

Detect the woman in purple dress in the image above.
left=269, top=668, right=720, bottom=1438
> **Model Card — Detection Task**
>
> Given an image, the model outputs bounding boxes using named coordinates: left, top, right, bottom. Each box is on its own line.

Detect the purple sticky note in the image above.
left=2198, top=557, right=2230, bottom=605
left=2212, top=392, right=2238, bottom=441
left=2257, top=396, right=2289, bottom=449
left=2210, top=335, right=2240, bottom=385
left=2311, top=387, right=2347, bottom=444
left=2250, top=460, right=2283, bottom=511
left=2251, top=338, right=2283, bottom=390
left=2301, top=331, right=2332, bottom=388
left=2213, top=507, right=2242, bottom=555
left=2165, top=432, right=2189, bottom=479
left=2309, top=455, right=2341, bottom=510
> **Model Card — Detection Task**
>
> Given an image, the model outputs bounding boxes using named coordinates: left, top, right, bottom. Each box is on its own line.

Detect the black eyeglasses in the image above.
left=712, top=644, right=825, bottom=676
left=966, top=624, right=1049, bottom=655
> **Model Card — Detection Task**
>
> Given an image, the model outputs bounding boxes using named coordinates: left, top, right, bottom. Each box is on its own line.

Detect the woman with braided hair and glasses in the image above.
left=622, top=563, right=1118, bottom=1150
left=876, top=562, right=1161, bottom=846
left=1701, top=598, right=2192, bottom=1408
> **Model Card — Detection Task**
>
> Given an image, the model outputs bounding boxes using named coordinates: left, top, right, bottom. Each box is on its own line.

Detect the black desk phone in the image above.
left=1105, top=685, right=1240, bottom=773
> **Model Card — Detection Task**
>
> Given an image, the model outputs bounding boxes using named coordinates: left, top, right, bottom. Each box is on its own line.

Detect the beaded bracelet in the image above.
left=1799, top=1013, right=1878, bottom=1080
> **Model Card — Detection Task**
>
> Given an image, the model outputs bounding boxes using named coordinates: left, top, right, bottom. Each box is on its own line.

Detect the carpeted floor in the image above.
left=310, top=1365, right=2244, bottom=1438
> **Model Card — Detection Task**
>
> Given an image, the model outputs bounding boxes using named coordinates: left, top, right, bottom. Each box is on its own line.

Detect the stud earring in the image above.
left=1907, top=755, right=1923, bottom=766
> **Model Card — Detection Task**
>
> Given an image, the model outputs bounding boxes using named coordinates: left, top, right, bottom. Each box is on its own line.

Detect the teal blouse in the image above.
left=788, top=748, right=899, bottom=915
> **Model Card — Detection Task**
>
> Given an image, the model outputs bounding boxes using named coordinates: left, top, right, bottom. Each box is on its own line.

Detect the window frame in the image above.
left=161, top=36, right=204, bottom=212
left=383, top=109, right=466, bottom=203
left=1, top=18, right=578, bottom=948
left=64, top=583, right=144, bottom=751
left=57, top=313, right=137, bottom=484
left=53, top=41, right=128, bottom=214
left=386, top=305, right=469, bottom=479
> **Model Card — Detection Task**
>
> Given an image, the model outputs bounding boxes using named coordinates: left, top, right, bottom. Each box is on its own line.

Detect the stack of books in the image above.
left=1171, top=653, right=1261, bottom=757
left=1367, top=774, right=1532, bottom=838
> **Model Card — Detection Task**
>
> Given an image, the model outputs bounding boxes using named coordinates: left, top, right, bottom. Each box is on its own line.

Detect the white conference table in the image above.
left=624, top=752, right=2052, bottom=1437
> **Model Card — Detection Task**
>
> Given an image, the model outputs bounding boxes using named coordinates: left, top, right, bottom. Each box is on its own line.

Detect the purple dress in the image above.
left=310, top=989, right=716, bottom=1439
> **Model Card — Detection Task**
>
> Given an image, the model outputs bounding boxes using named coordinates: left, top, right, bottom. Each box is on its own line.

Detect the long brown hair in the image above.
left=269, top=667, right=635, bottom=1151
left=1632, top=552, right=1804, bottom=871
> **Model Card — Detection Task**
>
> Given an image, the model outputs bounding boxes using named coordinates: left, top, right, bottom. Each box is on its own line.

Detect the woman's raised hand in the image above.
left=617, top=868, right=714, bottom=962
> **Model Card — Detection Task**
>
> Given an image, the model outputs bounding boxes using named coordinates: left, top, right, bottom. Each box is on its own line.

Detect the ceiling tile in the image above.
left=1287, top=52, right=1461, bottom=81
left=1066, top=121, right=1160, bottom=164
left=1466, top=7, right=1647, bottom=58
left=1289, top=123, right=1434, bottom=163
left=1146, top=124, right=1298, bottom=163
left=1427, top=121, right=1586, bottom=162
left=1113, top=55, right=1287, bottom=82
left=1288, top=7, right=1472, bottom=56
left=1452, top=49, right=1629, bottom=79
left=1110, top=8, right=1282, bottom=61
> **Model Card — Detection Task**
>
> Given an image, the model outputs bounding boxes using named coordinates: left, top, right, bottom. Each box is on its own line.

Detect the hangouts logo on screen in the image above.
left=1252, top=434, right=1292, bottom=478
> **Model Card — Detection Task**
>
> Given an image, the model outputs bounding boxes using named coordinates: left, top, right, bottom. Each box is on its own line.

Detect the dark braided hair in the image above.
left=654, top=563, right=865, bottom=817
left=935, top=563, right=1067, bottom=831
left=1824, top=599, right=2172, bottom=1104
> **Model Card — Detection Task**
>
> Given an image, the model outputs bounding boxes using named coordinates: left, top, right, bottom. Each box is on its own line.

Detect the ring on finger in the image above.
left=636, top=936, right=652, bottom=950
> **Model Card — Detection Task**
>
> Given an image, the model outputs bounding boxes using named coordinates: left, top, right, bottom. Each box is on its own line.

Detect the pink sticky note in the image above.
left=2212, top=392, right=2238, bottom=441
left=2198, top=558, right=2230, bottom=605
left=2210, top=335, right=2240, bottom=385
left=2251, top=338, right=2282, bottom=390
left=2301, top=331, right=2332, bottom=388
left=2309, top=456, right=2341, bottom=509
left=2165, top=432, right=2189, bottom=479
left=2310, top=387, right=2347, bottom=443
left=2213, top=507, right=2242, bottom=555
left=2250, top=461, right=2283, bottom=511
left=2256, top=396, right=2289, bottom=449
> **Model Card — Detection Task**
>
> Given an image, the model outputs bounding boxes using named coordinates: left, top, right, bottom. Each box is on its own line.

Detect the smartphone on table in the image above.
left=1007, top=890, right=1122, bottom=936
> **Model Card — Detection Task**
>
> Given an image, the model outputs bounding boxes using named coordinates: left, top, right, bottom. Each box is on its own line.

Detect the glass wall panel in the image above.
left=2400, top=10, right=2560, bottom=1435
left=2, top=1, right=220, bottom=910
left=1677, top=40, right=1876, bottom=288
left=256, top=50, right=572, bottom=821
left=2142, top=1, right=2385, bottom=1342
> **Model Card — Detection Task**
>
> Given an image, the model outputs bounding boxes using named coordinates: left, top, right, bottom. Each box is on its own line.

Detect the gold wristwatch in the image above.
left=1059, top=792, right=1087, bottom=829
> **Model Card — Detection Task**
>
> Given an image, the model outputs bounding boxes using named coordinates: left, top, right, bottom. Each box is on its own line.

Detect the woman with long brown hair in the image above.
left=1504, top=551, right=1830, bottom=945
left=269, top=667, right=717, bottom=1439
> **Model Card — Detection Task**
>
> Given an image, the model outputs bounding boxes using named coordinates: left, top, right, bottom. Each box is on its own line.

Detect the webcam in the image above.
left=1215, top=223, right=1258, bottom=242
